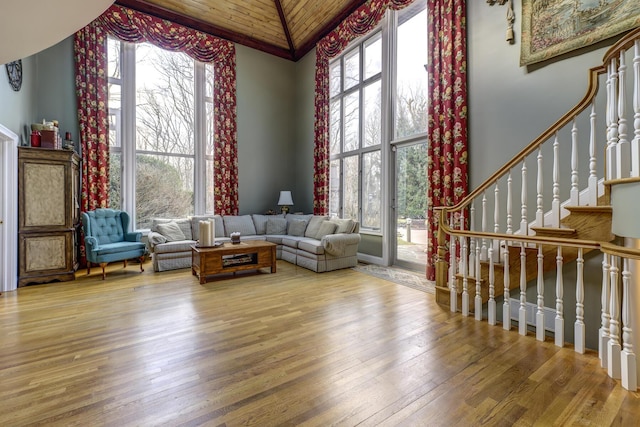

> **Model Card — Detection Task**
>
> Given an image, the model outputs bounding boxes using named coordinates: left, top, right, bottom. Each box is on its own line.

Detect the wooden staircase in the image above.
left=437, top=201, right=614, bottom=311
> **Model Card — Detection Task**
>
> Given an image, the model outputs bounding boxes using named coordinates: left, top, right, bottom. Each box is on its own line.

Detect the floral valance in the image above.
left=97, top=4, right=234, bottom=64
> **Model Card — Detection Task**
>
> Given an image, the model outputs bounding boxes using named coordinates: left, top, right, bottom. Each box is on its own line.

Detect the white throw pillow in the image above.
left=156, top=221, right=186, bottom=242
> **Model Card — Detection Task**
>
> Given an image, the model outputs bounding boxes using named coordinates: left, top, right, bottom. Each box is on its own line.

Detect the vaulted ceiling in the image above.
left=115, top=0, right=368, bottom=61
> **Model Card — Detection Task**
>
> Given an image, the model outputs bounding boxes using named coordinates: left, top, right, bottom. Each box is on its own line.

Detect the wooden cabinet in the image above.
left=18, top=147, right=80, bottom=287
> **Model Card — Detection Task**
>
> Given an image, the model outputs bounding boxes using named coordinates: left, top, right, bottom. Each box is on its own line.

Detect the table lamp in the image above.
left=278, top=190, right=294, bottom=214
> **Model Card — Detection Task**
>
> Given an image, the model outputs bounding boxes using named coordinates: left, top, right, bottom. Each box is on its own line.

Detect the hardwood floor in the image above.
left=1, top=260, right=638, bottom=426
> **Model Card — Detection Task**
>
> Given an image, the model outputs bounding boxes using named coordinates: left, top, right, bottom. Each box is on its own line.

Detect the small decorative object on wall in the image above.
left=5, top=59, right=22, bottom=91
left=487, top=0, right=515, bottom=44
left=521, top=0, right=640, bottom=66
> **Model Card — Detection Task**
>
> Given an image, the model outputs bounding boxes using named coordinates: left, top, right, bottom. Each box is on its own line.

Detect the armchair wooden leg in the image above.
left=139, top=256, right=145, bottom=273
left=100, top=263, right=108, bottom=280
left=87, top=262, right=91, bottom=275
left=123, top=260, right=128, bottom=268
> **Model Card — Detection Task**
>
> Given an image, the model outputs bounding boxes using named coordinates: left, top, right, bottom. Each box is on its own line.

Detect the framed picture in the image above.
left=520, top=0, right=640, bottom=66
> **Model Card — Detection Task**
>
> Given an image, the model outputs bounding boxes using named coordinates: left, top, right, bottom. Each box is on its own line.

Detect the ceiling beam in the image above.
left=114, top=0, right=294, bottom=60
left=273, top=0, right=295, bottom=60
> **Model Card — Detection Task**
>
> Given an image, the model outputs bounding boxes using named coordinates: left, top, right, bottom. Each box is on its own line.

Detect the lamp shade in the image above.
left=277, top=191, right=294, bottom=206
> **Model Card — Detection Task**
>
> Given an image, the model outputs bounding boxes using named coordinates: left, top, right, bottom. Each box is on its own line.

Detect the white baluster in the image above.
left=503, top=244, right=511, bottom=331
left=555, top=246, right=564, bottom=347
left=493, top=182, right=500, bottom=262
left=609, top=256, right=621, bottom=379
left=469, top=204, right=476, bottom=277
left=481, top=192, right=488, bottom=262
left=475, top=241, right=482, bottom=321
left=536, top=244, right=545, bottom=341
left=507, top=171, right=513, bottom=235
left=607, top=58, right=622, bottom=179
left=575, top=248, right=585, bottom=354
left=608, top=59, right=619, bottom=180
left=600, top=253, right=611, bottom=368
left=571, top=119, right=579, bottom=206
left=618, top=50, right=631, bottom=179
left=552, top=133, right=561, bottom=228
left=449, top=215, right=457, bottom=313
left=519, top=242, right=527, bottom=336
left=488, top=244, right=496, bottom=326
left=632, top=40, right=640, bottom=177
left=461, top=210, right=469, bottom=317
left=520, top=161, right=528, bottom=235
left=621, top=258, right=637, bottom=391
left=589, top=103, right=599, bottom=204
left=536, top=147, right=544, bottom=226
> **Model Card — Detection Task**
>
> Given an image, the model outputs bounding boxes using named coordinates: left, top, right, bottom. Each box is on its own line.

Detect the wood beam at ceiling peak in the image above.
left=274, top=0, right=295, bottom=59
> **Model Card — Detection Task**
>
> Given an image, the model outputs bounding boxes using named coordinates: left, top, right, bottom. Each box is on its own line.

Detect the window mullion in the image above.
left=122, top=41, right=137, bottom=227
left=194, top=61, right=206, bottom=215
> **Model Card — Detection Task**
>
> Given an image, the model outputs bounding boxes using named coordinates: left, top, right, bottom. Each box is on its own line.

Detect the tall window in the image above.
left=107, top=37, right=215, bottom=229
left=330, top=31, right=383, bottom=230
left=329, top=2, right=427, bottom=233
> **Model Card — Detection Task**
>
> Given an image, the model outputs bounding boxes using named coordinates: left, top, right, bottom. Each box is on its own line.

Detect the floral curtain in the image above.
left=313, top=0, right=414, bottom=215
left=426, top=0, right=468, bottom=281
left=74, top=22, right=110, bottom=264
left=74, top=4, right=238, bottom=218
left=75, top=23, right=110, bottom=214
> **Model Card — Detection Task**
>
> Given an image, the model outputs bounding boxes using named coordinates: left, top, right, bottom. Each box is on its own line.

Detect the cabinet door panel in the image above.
left=21, top=233, right=70, bottom=272
left=24, top=163, right=66, bottom=227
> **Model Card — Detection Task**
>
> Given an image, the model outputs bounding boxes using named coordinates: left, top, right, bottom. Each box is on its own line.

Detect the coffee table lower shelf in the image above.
left=191, top=240, right=277, bottom=284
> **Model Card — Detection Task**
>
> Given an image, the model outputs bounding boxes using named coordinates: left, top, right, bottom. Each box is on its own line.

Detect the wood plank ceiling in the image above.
left=115, top=0, right=368, bottom=61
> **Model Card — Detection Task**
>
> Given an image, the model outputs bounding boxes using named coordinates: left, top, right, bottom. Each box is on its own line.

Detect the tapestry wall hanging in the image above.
left=520, top=0, right=640, bottom=66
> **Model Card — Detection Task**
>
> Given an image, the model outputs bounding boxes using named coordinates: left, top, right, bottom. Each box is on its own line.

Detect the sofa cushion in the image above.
left=266, top=217, right=287, bottom=235
left=315, top=221, right=338, bottom=239
left=329, top=218, right=356, bottom=234
left=154, top=240, right=196, bottom=254
left=252, top=214, right=269, bottom=235
left=298, top=239, right=325, bottom=255
left=287, top=219, right=308, bottom=237
left=223, top=215, right=257, bottom=236
left=156, top=221, right=186, bottom=242
left=304, top=215, right=328, bottom=238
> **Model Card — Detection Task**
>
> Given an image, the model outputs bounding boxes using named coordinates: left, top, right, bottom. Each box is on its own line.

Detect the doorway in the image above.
left=393, top=140, right=427, bottom=271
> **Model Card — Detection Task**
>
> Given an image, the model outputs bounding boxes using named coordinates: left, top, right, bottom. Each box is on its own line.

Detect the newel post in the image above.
left=435, top=208, right=450, bottom=289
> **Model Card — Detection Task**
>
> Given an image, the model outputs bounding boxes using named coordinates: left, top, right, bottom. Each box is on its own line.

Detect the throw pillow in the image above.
left=315, top=221, right=337, bottom=240
left=330, top=218, right=355, bottom=234
left=148, top=232, right=167, bottom=245
left=174, top=218, right=193, bottom=240
left=305, top=215, right=328, bottom=238
left=266, top=217, right=287, bottom=234
left=156, top=221, right=186, bottom=242
left=287, top=219, right=308, bottom=237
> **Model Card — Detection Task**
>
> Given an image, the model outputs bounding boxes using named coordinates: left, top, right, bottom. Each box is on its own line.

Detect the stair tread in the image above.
left=564, top=205, right=612, bottom=213
left=530, top=226, right=577, bottom=236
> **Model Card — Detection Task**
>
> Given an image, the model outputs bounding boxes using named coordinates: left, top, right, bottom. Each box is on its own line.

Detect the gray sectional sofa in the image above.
left=147, top=213, right=360, bottom=273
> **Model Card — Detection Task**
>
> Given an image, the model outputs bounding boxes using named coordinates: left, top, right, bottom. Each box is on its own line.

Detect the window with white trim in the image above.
left=107, top=37, right=215, bottom=229
left=329, top=1, right=427, bottom=232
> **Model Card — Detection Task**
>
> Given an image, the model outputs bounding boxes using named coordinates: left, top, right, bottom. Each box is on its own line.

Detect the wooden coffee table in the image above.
left=191, top=240, right=277, bottom=284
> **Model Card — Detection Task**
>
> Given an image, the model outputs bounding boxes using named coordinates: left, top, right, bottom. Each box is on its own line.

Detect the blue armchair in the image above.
left=81, top=208, right=146, bottom=280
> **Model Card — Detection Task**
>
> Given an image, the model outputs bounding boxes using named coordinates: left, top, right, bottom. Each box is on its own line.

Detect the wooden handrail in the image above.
left=600, top=241, right=640, bottom=260
left=438, top=26, right=640, bottom=216
left=437, top=63, right=605, bottom=215
left=602, top=26, right=640, bottom=65
left=438, top=212, right=601, bottom=250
